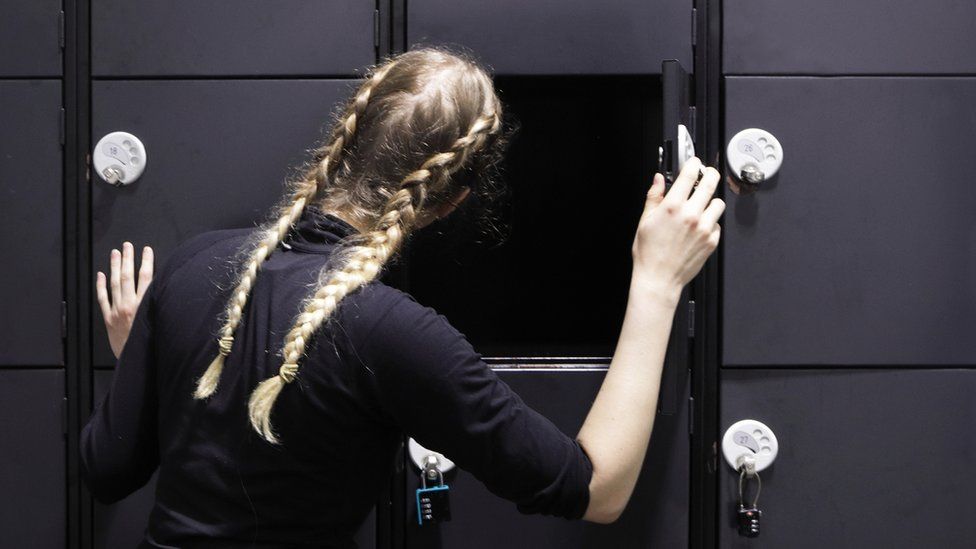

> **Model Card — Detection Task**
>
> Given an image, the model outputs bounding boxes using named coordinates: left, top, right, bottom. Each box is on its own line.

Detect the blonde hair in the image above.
left=194, top=48, right=505, bottom=444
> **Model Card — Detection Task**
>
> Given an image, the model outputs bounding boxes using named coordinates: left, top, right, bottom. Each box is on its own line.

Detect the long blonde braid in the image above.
left=193, top=62, right=398, bottom=399
left=248, top=107, right=503, bottom=444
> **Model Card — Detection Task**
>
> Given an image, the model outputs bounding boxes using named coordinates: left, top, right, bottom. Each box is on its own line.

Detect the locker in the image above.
left=408, top=0, right=691, bottom=75
left=725, top=1, right=976, bottom=75
left=0, top=80, right=63, bottom=366
left=719, top=369, right=976, bottom=548
left=408, top=75, right=661, bottom=357
left=91, top=369, right=378, bottom=547
left=0, top=370, right=66, bottom=547
left=404, top=368, right=689, bottom=548
left=0, top=0, right=62, bottom=77
left=90, top=79, right=357, bottom=366
left=723, top=77, right=976, bottom=366
left=91, top=1, right=375, bottom=77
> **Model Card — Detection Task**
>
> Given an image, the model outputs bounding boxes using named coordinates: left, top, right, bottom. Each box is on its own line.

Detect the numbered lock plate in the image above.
left=722, top=419, right=779, bottom=472
left=93, top=131, right=148, bottom=185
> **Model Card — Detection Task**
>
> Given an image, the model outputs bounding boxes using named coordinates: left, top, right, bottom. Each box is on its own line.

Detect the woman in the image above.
left=82, top=48, right=723, bottom=548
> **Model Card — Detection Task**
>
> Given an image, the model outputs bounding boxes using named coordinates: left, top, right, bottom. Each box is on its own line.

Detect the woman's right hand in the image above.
left=631, top=157, right=724, bottom=299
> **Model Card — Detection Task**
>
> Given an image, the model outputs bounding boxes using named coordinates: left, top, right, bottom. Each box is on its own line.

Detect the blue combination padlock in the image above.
left=416, top=458, right=451, bottom=525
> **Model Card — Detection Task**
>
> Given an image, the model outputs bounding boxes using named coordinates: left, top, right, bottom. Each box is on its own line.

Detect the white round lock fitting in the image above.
left=676, top=123, right=695, bottom=173
left=93, top=131, right=147, bottom=186
left=408, top=438, right=456, bottom=474
left=722, top=419, right=778, bottom=473
left=726, top=128, right=783, bottom=185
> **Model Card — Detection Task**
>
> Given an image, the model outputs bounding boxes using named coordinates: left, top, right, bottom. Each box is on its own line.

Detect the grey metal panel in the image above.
left=724, top=1, right=976, bottom=75
left=92, top=1, right=374, bottom=76
left=0, top=370, right=66, bottom=547
left=408, top=0, right=691, bottom=75
left=723, top=77, right=976, bottom=366
left=92, top=369, right=377, bottom=547
left=405, top=368, right=689, bottom=548
left=720, top=369, right=976, bottom=548
left=91, top=79, right=356, bottom=366
left=0, top=80, right=63, bottom=366
left=0, top=1, right=61, bottom=77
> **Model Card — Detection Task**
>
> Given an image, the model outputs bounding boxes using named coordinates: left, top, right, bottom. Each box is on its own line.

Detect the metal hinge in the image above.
left=61, top=301, right=67, bottom=338
left=687, top=299, right=696, bottom=338
left=58, top=10, right=65, bottom=49
left=690, top=8, right=697, bottom=47
left=59, top=107, right=65, bottom=146
left=373, top=10, right=380, bottom=49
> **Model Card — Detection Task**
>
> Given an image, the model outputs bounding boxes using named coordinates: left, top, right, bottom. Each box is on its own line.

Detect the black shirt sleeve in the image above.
left=79, top=277, right=160, bottom=504
left=351, top=288, right=594, bottom=520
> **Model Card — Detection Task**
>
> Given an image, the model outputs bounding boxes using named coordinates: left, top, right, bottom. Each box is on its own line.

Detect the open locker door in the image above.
left=658, top=59, right=695, bottom=420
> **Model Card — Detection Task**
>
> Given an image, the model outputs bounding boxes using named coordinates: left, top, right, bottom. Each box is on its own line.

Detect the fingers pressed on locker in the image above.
left=687, top=167, right=720, bottom=212
left=700, top=198, right=727, bottom=227
left=137, top=246, right=154, bottom=297
left=121, top=241, right=135, bottom=296
left=96, top=272, right=112, bottom=319
left=110, top=248, right=122, bottom=305
left=664, top=157, right=702, bottom=204
left=645, top=173, right=666, bottom=207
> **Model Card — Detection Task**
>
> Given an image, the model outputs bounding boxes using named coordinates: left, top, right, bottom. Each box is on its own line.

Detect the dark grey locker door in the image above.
left=0, top=80, right=63, bottom=366
left=723, top=77, right=976, bottom=366
left=92, top=372, right=377, bottom=547
left=0, top=370, right=66, bottom=547
left=0, top=1, right=61, bottom=76
left=405, top=368, right=689, bottom=548
left=725, top=1, right=976, bottom=75
left=92, top=1, right=374, bottom=76
left=91, top=79, right=356, bottom=366
left=720, top=369, right=976, bottom=548
left=408, top=0, right=691, bottom=74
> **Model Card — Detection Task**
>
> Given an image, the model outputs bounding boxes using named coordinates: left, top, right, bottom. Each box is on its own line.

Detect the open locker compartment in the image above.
left=406, top=74, right=663, bottom=358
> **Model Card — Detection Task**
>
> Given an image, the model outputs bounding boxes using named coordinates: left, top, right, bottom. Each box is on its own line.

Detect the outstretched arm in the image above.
left=577, top=158, right=723, bottom=523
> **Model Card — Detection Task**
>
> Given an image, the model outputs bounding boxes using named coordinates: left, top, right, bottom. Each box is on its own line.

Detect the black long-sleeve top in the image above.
left=80, top=205, right=594, bottom=548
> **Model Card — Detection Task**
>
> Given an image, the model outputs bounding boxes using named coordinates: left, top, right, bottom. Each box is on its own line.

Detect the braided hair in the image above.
left=195, top=48, right=506, bottom=444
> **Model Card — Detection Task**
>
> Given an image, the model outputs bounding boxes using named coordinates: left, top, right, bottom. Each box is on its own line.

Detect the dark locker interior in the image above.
left=5, top=0, right=975, bottom=547
left=409, top=75, right=660, bottom=357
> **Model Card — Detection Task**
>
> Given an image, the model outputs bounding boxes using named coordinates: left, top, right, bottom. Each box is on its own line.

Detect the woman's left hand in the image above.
left=96, top=242, right=154, bottom=358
